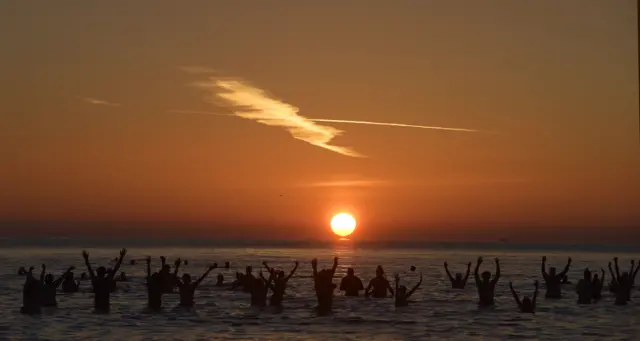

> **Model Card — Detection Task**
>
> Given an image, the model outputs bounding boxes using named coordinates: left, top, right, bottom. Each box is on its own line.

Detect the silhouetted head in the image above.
left=96, top=266, right=107, bottom=277
left=246, top=266, right=252, bottom=275
left=481, top=271, right=491, bottom=282
left=549, top=267, right=557, bottom=277
left=65, top=272, right=74, bottom=280
left=455, top=273, right=462, bottom=281
left=376, top=265, right=384, bottom=277
left=277, top=271, right=285, bottom=280
left=397, top=285, right=407, bottom=297
left=521, top=297, right=533, bottom=311
left=236, top=272, right=242, bottom=280
left=583, top=268, right=591, bottom=281
left=45, top=274, right=54, bottom=284
left=150, top=272, right=160, bottom=284
left=347, top=268, right=355, bottom=276
left=182, top=273, right=192, bottom=284
left=593, top=274, right=599, bottom=282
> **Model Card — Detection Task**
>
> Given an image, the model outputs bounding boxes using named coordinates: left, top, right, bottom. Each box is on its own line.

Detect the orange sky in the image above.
left=1, top=1, right=639, bottom=242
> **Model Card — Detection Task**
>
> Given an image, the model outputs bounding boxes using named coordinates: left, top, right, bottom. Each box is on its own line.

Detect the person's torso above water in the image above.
left=341, top=275, right=363, bottom=296
left=369, top=277, right=391, bottom=298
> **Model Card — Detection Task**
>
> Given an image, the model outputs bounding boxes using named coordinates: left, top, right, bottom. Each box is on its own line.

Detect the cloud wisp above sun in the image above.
left=80, top=97, right=120, bottom=107
left=179, top=66, right=490, bottom=157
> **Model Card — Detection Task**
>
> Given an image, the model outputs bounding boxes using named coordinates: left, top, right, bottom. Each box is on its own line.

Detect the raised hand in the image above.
left=82, top=250, right=89, bottom=260
left=467, top=262, right=472, bottom=267
left=120, top=248, right=127, bottom=257
left=567, top=257, right=572, bottom=264
left=542, top=256, right=547, bottom=262
left=494, top=258, right=500, bottom=263
left=311, top=258, right=318, bottom=267
left=29, top=266, right=34, bottom=272
left=41, top=264, right=46, bottom=270
left=477, top=257, right=483, bottom=264
left=444, top=261, right=448, bottom=267
left=614, top=257, right=618, bottom=262
left=146, top=256, right=151, bottom=263
left=262, top=261, right=268, bottom=266
left=160, top=256, right=166, bottom=262
left=394, top=273, right=400, bottom=281
left=509, top=281, right=514, bottom=288
left=174, top=258, right=181, bottom=267
left=333, top=256, right=339, bottom=264
left=294, top=260, right=299, bottom=266
left=209, top=264, right=217, bottom=270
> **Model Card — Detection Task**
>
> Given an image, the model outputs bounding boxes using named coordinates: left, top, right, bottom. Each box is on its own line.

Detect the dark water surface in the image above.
left=0, top=240, right=638, bottom=340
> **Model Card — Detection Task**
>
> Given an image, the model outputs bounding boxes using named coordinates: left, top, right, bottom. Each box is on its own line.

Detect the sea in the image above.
left=0, top=238, right=638, bottom=341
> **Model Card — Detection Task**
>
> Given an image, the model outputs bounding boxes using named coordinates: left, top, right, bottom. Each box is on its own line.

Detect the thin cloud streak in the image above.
left=187, top=77, right=364, bottom=158
left=80, top=97, right=120, bottom=107
left=299, top=180, right=391, bottom=188
left=168, top=110, right=487, bottom=133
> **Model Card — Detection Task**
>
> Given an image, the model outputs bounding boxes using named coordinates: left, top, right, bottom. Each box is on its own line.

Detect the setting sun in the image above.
left=330, top=213, right=357, bottom=237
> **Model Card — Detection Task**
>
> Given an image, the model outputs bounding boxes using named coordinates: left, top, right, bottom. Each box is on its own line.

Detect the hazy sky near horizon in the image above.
left=1, top=1, right=639, bottom=241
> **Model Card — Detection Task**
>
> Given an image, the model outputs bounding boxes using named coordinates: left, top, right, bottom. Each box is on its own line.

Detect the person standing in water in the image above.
left=340, top=267, right=364, bottom=297
left=576, top=268, right=593, bottom=304
left=394, top=272, right=422, bottom=307
left=444, top=261, right=471, bottom=289
left=145, top=256, right=164, bottom=311
left=252, top=270, right=275, bottom=307
left=83, top=248, right=127, bottom=313
left=365, top=265, right=395, bottom=298
left=509, top=280, right=539, bottom=313
left=40, top=264, right=75, bottom=307
left=473, top=257, right=500, bottom=307
left=176, top=263, right=217, bottom=309
left=541, top=256, right=572, bottom=299
left=311, top=257, right=338, bottom=315
left=62, top=270, right=80, bottom=293
left=242, top=266, right=255, bottom=293
left=591, top=268, right=605, bottom=302
left=21, top=267, right=41, bottom=314
left=263, top=261, right=299, bottom=306
left=612, top=257, right=632, bottom=305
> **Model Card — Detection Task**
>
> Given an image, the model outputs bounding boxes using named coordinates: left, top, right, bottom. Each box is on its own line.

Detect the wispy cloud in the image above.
left=80, top=97, right=120, bottom=107
left=299, top=179, right=391, bottom=188
left=185, top=76, right=364, bottom=157
left=178, top=67, right=491, bottom=157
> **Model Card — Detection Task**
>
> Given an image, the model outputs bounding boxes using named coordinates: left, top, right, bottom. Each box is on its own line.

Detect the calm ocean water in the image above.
left=0, top=239, right=638, bottom=340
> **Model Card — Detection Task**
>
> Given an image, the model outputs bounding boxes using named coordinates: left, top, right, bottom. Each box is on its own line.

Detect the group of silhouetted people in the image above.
left=18, top=250, right=639, bottom=315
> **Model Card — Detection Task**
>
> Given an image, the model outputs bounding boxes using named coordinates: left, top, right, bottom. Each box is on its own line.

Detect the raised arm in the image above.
left=630, top=260, right=635, bottom=277
left=532, top=280, right=539, bottom=310
left=387, top=277, right=395, bottom=296
left=82, top=250, right=95, bottom=279
left=608, top=262, right=616, bottom=281
left=195, top=263, right=217, bottom=287
left=285, top=261, right=299, bottom=282
left=146, top=256, right=152, bottom=279
left=311, top=259, right=318, bottom=279
left=492, top=258, right=501, bottom=284
left=406, top=273, right=423, bottom=299
left=474, top=257, right=483, bottom=285
left=109, top=248, right=127, bottom=280
left=558, top=257, right=572, bottom=278
left=54, top=266, right=75, bottom=287
left=262, top=261, right=273, bottom=274
left=40, top=264, right=46, bottom=283
left=172, top=258, right=181, bottom=277
left=634, top=260, right=640, bottom=279
left=600, top=268, right=606, bottom=286
left=160, top=256, right=166, bottom=267
left=614, top=257, right=621, bottom=281
left=541, top=256, right=548, bottom=280
left=509, top=282, right=522, bottom=308
left=463, top=262, right=471, bottom=284
left=330, top=257, right=339, bottom=275
left=443, top=262, right=454, bottom=282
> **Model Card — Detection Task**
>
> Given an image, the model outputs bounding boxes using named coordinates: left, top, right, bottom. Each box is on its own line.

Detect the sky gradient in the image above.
left=1, top=1, right=639, bottom=242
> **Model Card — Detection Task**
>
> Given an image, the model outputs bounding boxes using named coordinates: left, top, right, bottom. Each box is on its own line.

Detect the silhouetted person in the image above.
left=394, top=272, right=422, bottom=307
left=612, top=257, right=632, bottom=305
left=83, top=248, right=127, bottom=313
left=262, top=261, right=298, bottom=306
left=62, top=271, right=80, bottom=293
left=365, top=265, right=394, bottom=298
left=474, top=257, right=500, bottom=307
left=509, top=280, right=538, bottom=313
left=159, top=257, right=180, bottom=293
left=216, top=273, right=224, bottom=287
left=311, top=257, right=338, bottom=315
left=444, top=261, right=471, bottom=289
left=576, top=268, right=593, bottom=304
left=561, top=275, right=572, bottom=285
left=231, top=272, right=244, bottom=290
left=243, top=266, right=255, bottom=293
left=21, top=267, right=41, bottom=314
left=41, top=264, right=75, bottom=307
left=146, top=256, right=163, bottom=311
left=225, top=261, right=230, bottom=270
left=18, top=267, right=27, bottom=275
left=177, top=263, right=217, bottom=308
left=541, top=256, right=572, bottom=298
left=252, top=271, right=274, bottom=307
left=591, top=269, right=605, bottom=301
left=340, top=267, right=364, bottom=296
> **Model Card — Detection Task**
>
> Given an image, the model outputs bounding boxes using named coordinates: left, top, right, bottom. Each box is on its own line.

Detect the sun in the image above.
left=330, top=213, right=357, bottom=237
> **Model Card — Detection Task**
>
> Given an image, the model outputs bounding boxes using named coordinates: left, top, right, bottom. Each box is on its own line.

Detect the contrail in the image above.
left=168, top=109, right=484, bottom=133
